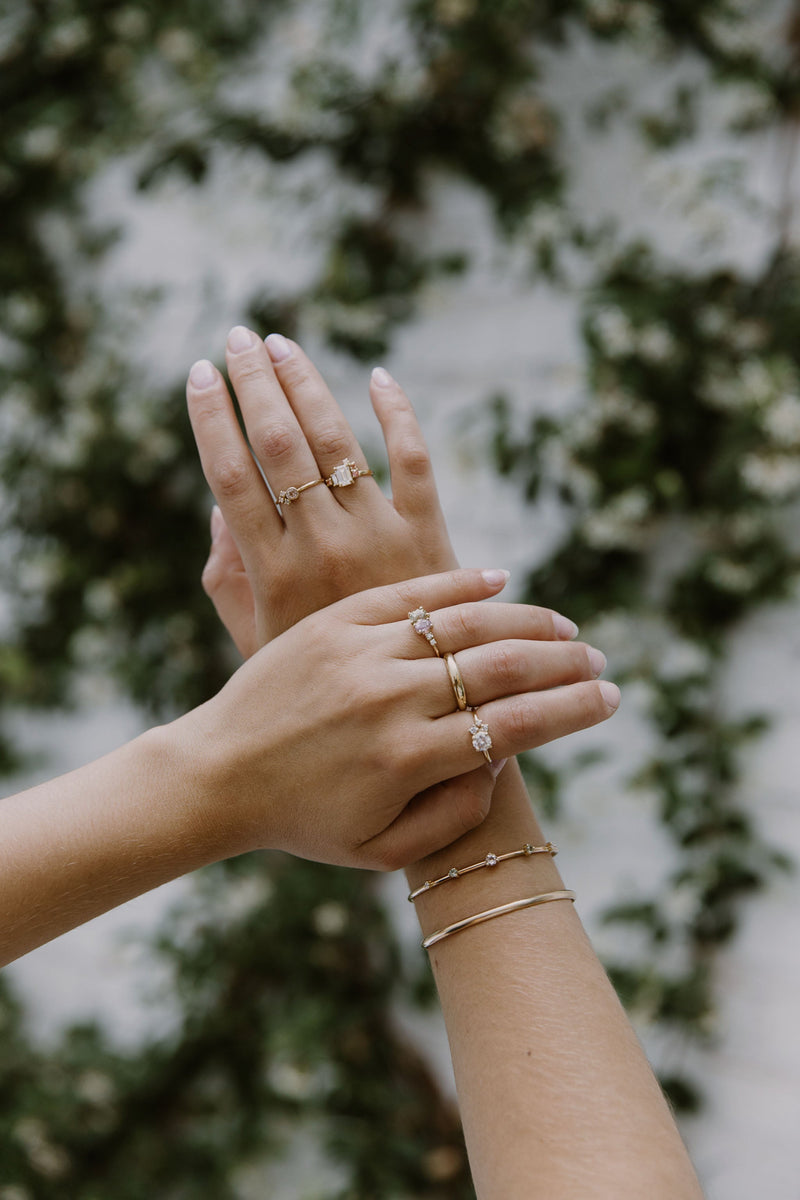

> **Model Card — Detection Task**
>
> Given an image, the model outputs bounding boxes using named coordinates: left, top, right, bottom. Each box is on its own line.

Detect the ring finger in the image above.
left=264, top=334, right=381, bottom=507
left=424, top=639, right=607, bottom=717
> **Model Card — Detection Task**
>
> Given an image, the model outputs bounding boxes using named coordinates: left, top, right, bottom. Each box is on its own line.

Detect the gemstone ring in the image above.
left=409, top=607, right=440, bottom=657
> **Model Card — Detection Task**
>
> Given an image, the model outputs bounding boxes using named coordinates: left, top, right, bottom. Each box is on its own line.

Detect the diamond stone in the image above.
left=471, top=730, right=492, bottom=752
left=285, top=486, right=299, bottom=502
left=414, top=617, right=432, bottom=633
left=523, top=843, right=534, bottom=855
left=448, top=867, right=459, bottom=878
left=332, top=460, right=354, bottom=487
left=485, top=853, right=498, bottom=867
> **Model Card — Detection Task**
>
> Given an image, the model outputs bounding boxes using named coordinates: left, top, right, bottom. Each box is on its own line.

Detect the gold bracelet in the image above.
left=422, top=889, right=575, bottom=950
left=408, top=842, right=557, bottom=902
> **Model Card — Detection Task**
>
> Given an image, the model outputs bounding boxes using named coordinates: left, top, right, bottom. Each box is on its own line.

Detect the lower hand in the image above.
left=179, top=569, right=618, bottom=871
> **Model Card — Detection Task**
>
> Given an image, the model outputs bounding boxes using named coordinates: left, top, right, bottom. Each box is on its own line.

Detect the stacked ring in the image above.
left=444, top=652, right=468, bottom=711
left=278, top=477, right=325, bottom=506
left=325, top=458, right=374, bottom=489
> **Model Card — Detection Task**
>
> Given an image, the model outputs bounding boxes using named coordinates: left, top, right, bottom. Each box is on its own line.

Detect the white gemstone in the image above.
left=448, top=867, right=459, bottom=878
left=472, top=731, right=492, bottom=752
left=285, top=486, right=299, bottom=501
left=414, top=618, right=432, bottom=633
left=333, top=461, right=353, bottom=486
left=485, top=853, right=498, bottom=867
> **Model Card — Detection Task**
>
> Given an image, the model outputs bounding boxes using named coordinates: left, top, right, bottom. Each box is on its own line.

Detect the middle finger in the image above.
left=225, top=325, right=332, bottom=514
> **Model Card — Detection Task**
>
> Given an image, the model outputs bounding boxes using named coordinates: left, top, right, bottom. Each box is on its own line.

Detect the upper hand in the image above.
left=187, top=329, right=458, bottom=654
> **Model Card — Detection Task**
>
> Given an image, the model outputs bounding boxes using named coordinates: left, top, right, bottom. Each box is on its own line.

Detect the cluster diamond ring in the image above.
left=278, top=477, right=325, bottom=506
left=409, top=607, right=440, bottom=657
left=325, top=458, right=374, bottom=489
left=469, top=713, right=493, bottom=764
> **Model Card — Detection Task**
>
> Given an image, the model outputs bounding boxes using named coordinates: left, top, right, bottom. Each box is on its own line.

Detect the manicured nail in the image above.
left=371, top=366, right=393, bottom=387
left=599, top=680, right=621, bottom=710
left=265, top=332, right=291, bottom=362
left=553, top=613, right=579, bottom=640
left=210, top=505, right=223, bottom=542
left=189, top=359, right=216, bottom=389
left=227, top=325, right=255, bottom=353
left=481, top=569, right=510, bottom=588
left=488, top=757, right=508, bottom=779
left=587, top=647, right=607, bottom=677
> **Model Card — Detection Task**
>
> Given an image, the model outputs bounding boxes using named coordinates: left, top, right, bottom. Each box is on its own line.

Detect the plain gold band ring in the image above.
left=444, top=652, right=468, bottom=711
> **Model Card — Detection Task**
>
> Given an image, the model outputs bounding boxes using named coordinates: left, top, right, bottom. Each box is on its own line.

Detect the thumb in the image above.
left=202, top=506, right=258, bottom=659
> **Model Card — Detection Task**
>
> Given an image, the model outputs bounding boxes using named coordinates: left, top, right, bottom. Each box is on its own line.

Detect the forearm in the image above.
left=406, top=760, right=703, bottom=1199
left=0, top=717, right=237, bottom=966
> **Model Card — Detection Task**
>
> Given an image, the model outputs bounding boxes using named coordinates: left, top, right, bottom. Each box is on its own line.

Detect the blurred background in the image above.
left=2, top=1, right=800, bottom=1196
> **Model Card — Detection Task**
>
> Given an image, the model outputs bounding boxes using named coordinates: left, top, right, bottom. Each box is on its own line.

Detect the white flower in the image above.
left=20, top=126, right=61, bottom=163
left=592, top=307, right=636, bottom=357
left=312, top=901, right=348, bottom=936
left=45, top=18, right=91, bottom=59
left=157, top=28, right=197, bottom=66
left=741, top=452, right=800, bottom=500
left=763, top=394, right=800, bottom=445
left=582, top=487, right=652, bottom=550
left=637, top=324, right=674, bottom=363
left=705, top=558, right=756, bottom=594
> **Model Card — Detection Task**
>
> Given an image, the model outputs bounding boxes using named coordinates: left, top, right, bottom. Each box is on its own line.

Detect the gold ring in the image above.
left=278, top=477, right=326, bottom=506
left=468, top=713, right=493, bottom=764
left=325, top=458, right=374, bottom=489
left=444, top=652, right=468, bottom=711
left=409, top=607, right=440, bottom=657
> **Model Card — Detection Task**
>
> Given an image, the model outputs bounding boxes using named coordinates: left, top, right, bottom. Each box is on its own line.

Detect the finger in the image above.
left=422, top=640, right=607, bottom=716
left=264, top=334, right=383, bottom=508
left=361, top=768, right=496, bottom=872
left=396, top=600, right=580, bottom=660
left=369, top=367, right=447, bottom=524
left=201, top=506, right=259, bottom=659
left=345, top=566, right=511, bottom=626
left=224, top=326, right=329, bottom=513
left=412, top=680, right=621, bottom=787
left=186, top=358, right=280, bottom=548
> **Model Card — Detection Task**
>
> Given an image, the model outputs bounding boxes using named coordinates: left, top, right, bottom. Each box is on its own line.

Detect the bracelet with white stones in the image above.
left=407, top=842, right=557, bottom=903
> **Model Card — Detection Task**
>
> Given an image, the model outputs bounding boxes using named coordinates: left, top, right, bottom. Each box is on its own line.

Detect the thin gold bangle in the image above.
left=408, top=842, right=557, bottom=902
left=422, top=889, right=575, bottom=950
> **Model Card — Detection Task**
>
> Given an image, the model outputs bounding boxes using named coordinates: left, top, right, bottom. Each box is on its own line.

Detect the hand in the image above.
left=180, top=568, right=618, bottom=870
left=187, top=329, right=459, bottom=652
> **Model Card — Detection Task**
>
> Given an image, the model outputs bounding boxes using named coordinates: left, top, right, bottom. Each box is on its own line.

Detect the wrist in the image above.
left=405, top=759, right=564, bottom=938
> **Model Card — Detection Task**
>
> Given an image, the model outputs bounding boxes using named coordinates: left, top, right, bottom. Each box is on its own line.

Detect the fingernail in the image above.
left=587, top=647, right=607, bottom=677
left=265, top=332, right=291, bottom=362
left=189, top=359, right=216, bottom=389
left=599, top=680, right=621, bottom=710
left=481, top=569, right=510, bottom=587
left=553, top=613, right=579, bottom=640
left=488, top=757, right=507, bottom=779
left=371, top=366, right=393, bottom=387
left=210, top=505, right=223, bottom=542
left=227, top=325, right=255, bottom=353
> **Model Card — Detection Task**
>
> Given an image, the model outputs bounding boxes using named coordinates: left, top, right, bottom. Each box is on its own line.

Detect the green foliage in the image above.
left=2, top=0, right=797, bottom=1190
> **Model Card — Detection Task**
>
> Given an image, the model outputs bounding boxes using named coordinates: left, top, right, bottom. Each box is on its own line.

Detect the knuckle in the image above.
left=231, top=357, right=268, bottom=387
left=454, top=780, right=491, bottom=835
left=449, top=605, right=480, bottom=648
left=209, top=455, right=251, bottom=499
left=200, top=555, right=223, bottom=597
left=314, top=424, right=352, bottom=460
left=396, top=439, right=431, bottom=479
left=504, top=695, right=533, bottom=745
left=491, top=642, right=523, bottom=692
left=253, top=423, right=299, bottom=464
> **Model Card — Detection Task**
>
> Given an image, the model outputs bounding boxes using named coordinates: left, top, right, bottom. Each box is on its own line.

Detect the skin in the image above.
left=194, top=328, right=703, bottom=1199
